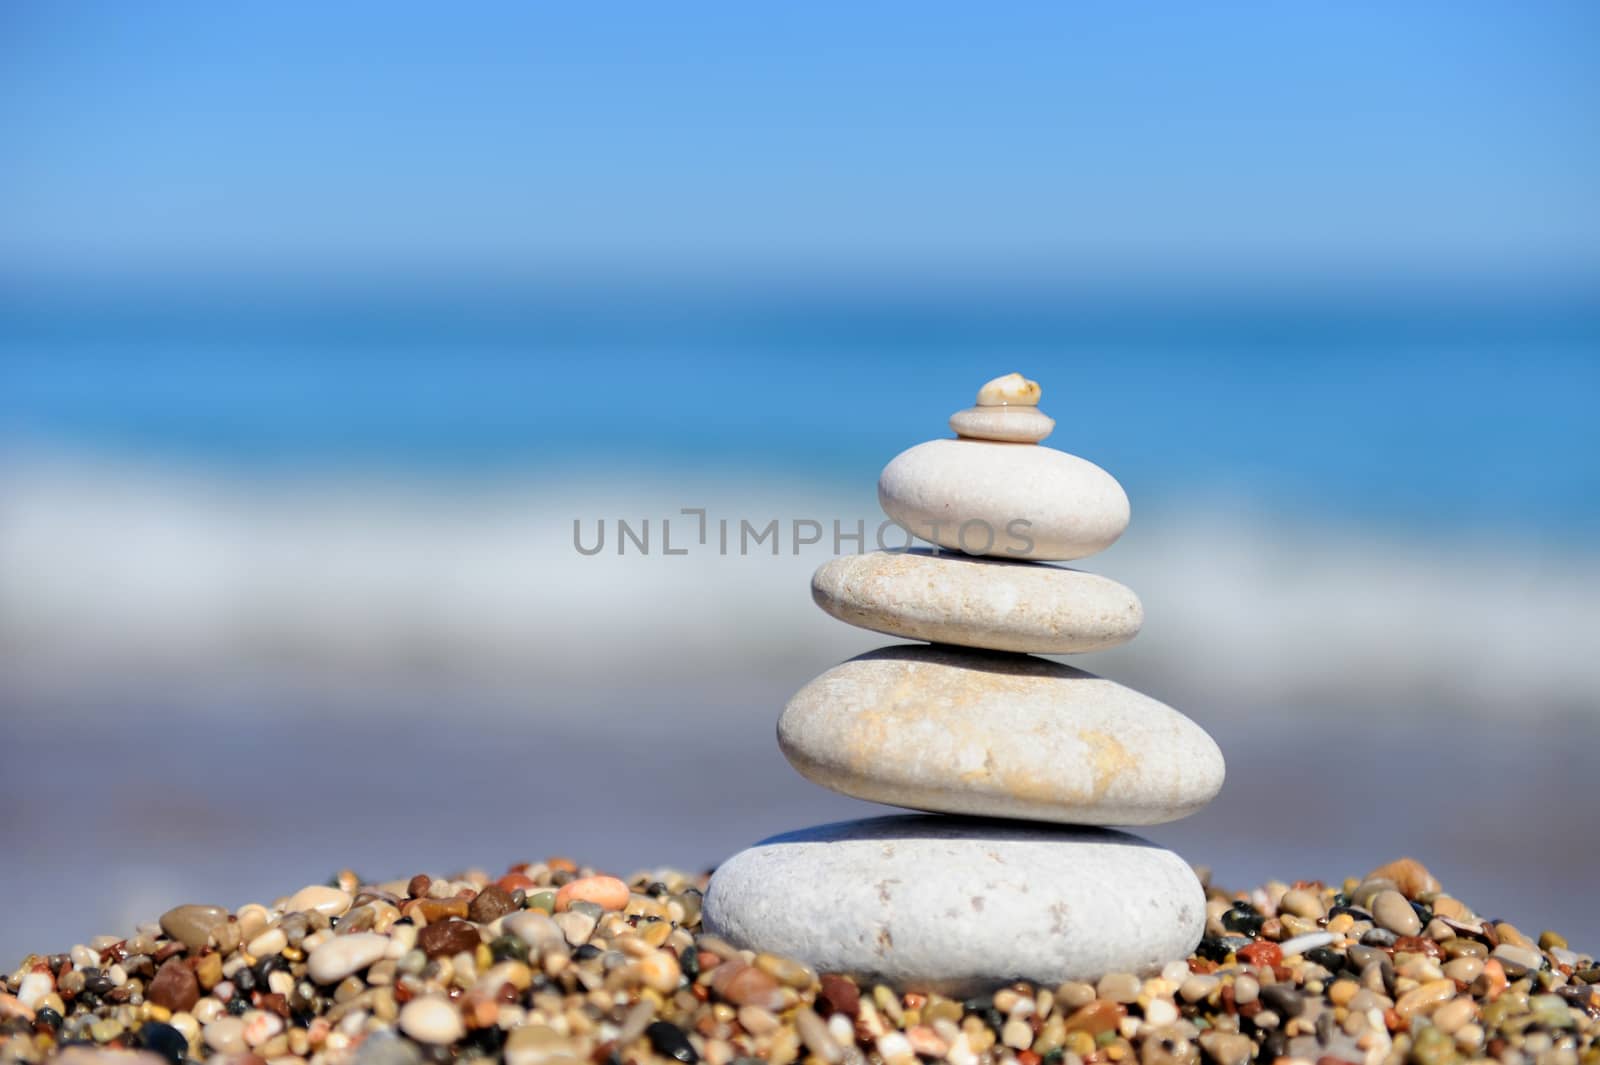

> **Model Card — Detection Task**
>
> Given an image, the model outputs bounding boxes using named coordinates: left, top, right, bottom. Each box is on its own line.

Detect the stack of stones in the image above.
left=705, top=373, right=1226, bottom=994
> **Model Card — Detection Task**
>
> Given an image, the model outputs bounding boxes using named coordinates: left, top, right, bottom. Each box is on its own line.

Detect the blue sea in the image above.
left=3, top=277, right=1598, bottom=532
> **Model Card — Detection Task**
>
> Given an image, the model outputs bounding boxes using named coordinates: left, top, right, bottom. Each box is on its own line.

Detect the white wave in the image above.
left=3, top=453, right=1596, bottom=718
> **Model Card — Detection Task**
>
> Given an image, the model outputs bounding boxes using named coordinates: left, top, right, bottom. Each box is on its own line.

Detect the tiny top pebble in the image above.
left=975, top=372, right=1041, bottom=406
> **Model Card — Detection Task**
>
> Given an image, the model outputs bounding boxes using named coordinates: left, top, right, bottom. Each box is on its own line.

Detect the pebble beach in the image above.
left=3, top=857, right=1595, bottom=1065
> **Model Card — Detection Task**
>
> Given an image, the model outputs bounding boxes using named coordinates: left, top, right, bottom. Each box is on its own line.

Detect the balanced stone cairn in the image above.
left=704, top=373, right=1226, bottom=993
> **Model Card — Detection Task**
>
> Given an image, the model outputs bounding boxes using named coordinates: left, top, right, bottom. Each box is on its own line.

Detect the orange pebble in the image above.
left=555, top=875, right=630, bottom=912
left=1364, top=858, right=1441, bottom=900
left=1475, top=958, right=1508, bottom=999
left=1237, top=941, right=1282, bottom=968
left=547, top=857, right=578, bottom=874
left=497, top=873, right=538, bottom=894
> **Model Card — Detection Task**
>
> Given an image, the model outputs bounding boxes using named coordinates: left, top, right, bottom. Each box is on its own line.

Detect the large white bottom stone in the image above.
left=703, top=815, right=1205, bottom=994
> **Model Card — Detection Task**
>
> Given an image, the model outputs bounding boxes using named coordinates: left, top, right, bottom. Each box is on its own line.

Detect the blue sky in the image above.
left=3, top=2, right=1597, bottom=279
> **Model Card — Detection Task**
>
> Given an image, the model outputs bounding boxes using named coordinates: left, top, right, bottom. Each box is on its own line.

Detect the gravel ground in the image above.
left=2, top=857, right=1595, bottom=1065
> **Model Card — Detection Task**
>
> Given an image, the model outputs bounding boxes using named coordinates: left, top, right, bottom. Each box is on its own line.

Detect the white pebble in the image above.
left=399, top=995, right=465, bottom=1045
left=308, top=932, right=390, bottom=984
left=246, top=928, right=287, bottom=957
left=16, top=972, right=51, bottom=1009
left=1002, top=1017, right=1033, bottom=1049
left=1279, top=931, right=1337, bottom=956
left=1145, top=998, right=1179, bottom=1026
left=876, top=1032, right=913, bottom=1060
left=554, top=911, right=597, bottom=946
left=504, top=911, right=566, bottom=953
left=284, top=884, right=353, bottom=917
left=387, top=924, right=418, bottom=956
left=947, top=1033, right=978, bottom=1065
left=204, top=1016, right=246, bottom=1054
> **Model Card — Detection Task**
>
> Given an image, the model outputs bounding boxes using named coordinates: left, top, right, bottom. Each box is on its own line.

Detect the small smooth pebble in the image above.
left=246, top=927, right=287, bottom=957
left=1278, top=931, right=1337, bottom=957
left=15, top=973, right=51, bottom=1010
left=145, top=958, right=200, bottom=1013
left=354, top=1035, right=424, bottom=1065
left=708, top=962, right=786, bottom=1011
left=308, top=933, right=390, bottom=984
left=1096, top=973, right=1140, bottom=1003
left=1198, top=1032, right=1254, bottom=1065
left=204, top=1016, right=246, bottom=1054
left=555, top=876, right=629, bottom=913
left=398, top=995, right=464, bottom=1045
left=417, top=919, right=480, bottom=958
left=1365, top=858, right=1441, bottom=899
left=504, top=911, right=566, bottom=953
left=1491, top=942, right=1544, bottom=971
left=158, top=905, right=229, bottom=952
left=975, top=372, right=1041, bottom=406
left=1372, top=889, right=1422, bottom=936
left=554, top=911, right=597, bottom=946
left=1278, top=890, right=1324, bottom=920
left=285, top=885, right=353, bottom=917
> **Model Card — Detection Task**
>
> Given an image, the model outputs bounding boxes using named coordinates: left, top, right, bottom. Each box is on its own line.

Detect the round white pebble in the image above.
left=398, top=995, right=465, bottom=1045
left=878, top=439, right=1129, bottom=561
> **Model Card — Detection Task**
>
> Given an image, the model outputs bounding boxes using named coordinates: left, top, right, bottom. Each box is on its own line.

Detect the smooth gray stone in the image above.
left=704, top=815, right=1206, bottom=994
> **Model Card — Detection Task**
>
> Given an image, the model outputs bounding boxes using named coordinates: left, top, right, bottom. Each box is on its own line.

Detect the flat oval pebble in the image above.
left=555, top=876, right=629, bottom=913
left=284, top=885, right=352, bottom=917
left=779, top=645, right=1224, bottom=825
left=307, top=932, right=390, bottom=984
left=878, top=439, right=1129, bottom=561
left=158, top=904, right=228, bottom=952
left=949, top=405, right=1055, bottom=443
left=703, top=815, right=1205, bottom=994
left=204, top=1017, right=246, bottom=1055
left=811, top=549, right=1142, bottom=654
